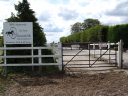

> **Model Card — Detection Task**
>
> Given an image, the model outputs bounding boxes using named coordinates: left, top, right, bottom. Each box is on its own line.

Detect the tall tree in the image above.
left=4, top=0, right=48, bottom=73
left=70, top=22, right=83, bottom=34
left=70, top=18, right=100, bottom=34
left=83, top=18, right=100, bottom=30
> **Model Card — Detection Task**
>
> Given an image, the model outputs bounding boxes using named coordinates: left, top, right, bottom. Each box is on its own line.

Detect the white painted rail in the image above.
left=0, top=42, right=62, bottom=73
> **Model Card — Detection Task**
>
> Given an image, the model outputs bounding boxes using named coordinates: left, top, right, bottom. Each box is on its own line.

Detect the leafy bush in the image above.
left=60, top=37, right=66, bottom=43
left=80, top=30, right=89, bottom=42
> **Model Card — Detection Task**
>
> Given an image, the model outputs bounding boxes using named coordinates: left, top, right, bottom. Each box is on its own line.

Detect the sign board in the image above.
left=3, top=22, right=33, bottom=44
left=99, top=43, right=107, bottom=47
left=71, top=45, right=80, bottom=48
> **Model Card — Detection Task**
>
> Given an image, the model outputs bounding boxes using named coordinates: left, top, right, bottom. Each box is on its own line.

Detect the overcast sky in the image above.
left=0, top=0, right=128, bottom=43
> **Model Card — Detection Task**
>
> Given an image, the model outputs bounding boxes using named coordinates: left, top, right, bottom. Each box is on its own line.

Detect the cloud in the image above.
left=45, top=33, right=54, bottom=36
left=105, top=1, right=128, bottom=16
left=120, top=17, right=128, bottom=24
left=99, top=14, right=102, bottom=18
left=38, top=10, right=51, bottom=22
left=44, top=27, right=63, bottom=32
left=45, top=32, right=61, bottom=43
left=0, top=0, right=10, bottom=1
left=100, top=15, right=126, bottom=26
left=47, top=0, right=69, bottom=5
left=79, top=2, right=90, bottom=7
left=46, top=23, right=52, bottom=27
left=58, top=7, right=79, bottom=20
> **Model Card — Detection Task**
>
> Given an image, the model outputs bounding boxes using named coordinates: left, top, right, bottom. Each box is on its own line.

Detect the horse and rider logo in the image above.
left=6, top=27, right=17, bottom=39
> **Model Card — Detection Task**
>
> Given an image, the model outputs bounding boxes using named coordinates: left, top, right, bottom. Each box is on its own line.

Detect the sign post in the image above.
left=3, top=22, right=33, bottom=75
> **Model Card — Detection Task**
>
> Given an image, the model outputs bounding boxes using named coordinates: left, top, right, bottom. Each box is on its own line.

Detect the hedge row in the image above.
left=60, top=25, right=109, bottom=43
left=107, top=24, right=128, bottom=48
left=60, top=23, right=128, bottom=48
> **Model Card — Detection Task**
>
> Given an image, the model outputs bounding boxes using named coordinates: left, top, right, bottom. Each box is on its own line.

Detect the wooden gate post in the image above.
left=118, top=41, right=121, bottom=68
left=120, top=39, right=123, bottom=68
left=118, top=39, right=123, bottom=68
left=58, top=42, right=62, bottom=71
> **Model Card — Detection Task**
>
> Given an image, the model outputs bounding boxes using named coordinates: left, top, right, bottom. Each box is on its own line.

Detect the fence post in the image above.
left=39, top=49, right=42, bottom=73
left=31, top=44, right=34, bottom=71
left=118, top=41, right=121, bottom=68
left=108, top=41, right=111, bottom=63
left=93, top=44, right=95, bottom=57
left=58, top=42, right=62, bottom=71
left=53, top=42, right=55, bottom=63
left=99, top=43, right=101, bottom=60
left=120, top=39, right=123, bottom=68
left=4, top=44, right=7, bottom=75
left=118, top=39, right=123, bottom=68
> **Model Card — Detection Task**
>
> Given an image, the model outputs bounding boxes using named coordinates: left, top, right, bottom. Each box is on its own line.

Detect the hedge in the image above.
left=88, top=25, right=108, bottom=42
left=107, top=24, right=128, bottom=48
left=60, top=23, right=128, bottom=49
left=60, top=25, right=108, bottom=43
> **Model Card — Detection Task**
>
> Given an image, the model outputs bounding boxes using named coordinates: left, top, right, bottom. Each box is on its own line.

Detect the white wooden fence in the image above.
left=0, top=40, right=124, bottom=75
left=0, top=42, right=62, bottom=75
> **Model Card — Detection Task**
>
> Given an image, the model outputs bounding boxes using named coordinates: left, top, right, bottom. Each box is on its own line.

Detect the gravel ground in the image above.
left=1, top=69, right=128, bottom=96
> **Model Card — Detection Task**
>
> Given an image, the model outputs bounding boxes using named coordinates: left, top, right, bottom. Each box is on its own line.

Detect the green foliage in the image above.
left=60, top=25, right=108, bottom=43
left=0, top=67, right=4, bottom=76
left=71, top=22, right=82, bottom=34
left=88, top=25, right=109, bottom=42
left=60, top=37, right=66, bottom=43
left=107, top=24, right=128, bottom=48
left=83, top=18, right=101, bottom=30
left=80, top=29, right=89, bottom=42
left=114, top=47, right=118, bottom=51
left=60, top=32, right=83, bottom=43
left=70, top=18, right=101, bottom=34
left=71, top=32, right=82, bottom=42
left=0, top=36, right=3, bottom=47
